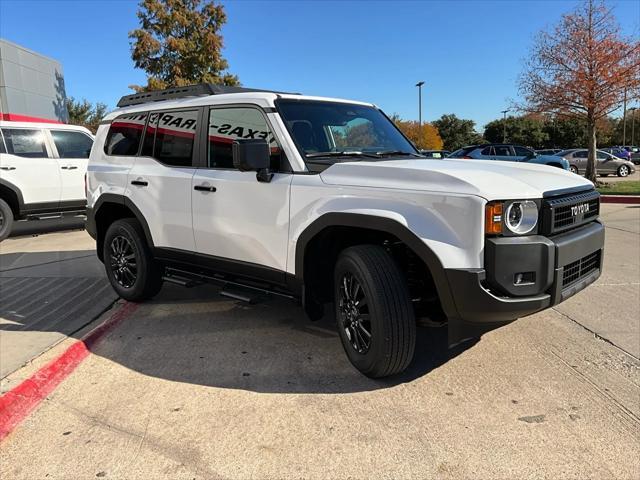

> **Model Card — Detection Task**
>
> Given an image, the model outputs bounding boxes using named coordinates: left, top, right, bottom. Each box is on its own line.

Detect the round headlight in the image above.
left=505, top=201, right=538, bottom=234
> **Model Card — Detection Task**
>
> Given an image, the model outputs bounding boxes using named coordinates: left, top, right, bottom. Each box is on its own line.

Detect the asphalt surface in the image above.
left=0, top=222, right=117, bottom=378
left=0, top=205, right=638, bottom=479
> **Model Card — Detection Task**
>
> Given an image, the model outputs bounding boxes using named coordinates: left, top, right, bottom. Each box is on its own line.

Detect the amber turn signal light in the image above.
left=485, top=202, right=503, bottom=235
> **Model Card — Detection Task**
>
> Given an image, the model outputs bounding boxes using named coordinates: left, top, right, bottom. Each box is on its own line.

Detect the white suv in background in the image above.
left=86, top=84, right=604, bottom=378
left=0, top=121, right=93, bottom=240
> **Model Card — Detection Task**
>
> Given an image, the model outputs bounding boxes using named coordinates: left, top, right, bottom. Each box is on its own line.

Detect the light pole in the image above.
left=622, top=87, right=627, bottom=146
left=416, top=81, right=425, bottom=128
left=501, top=109, right=509, bottom=143
left=630, top=107, right=638, bottom=147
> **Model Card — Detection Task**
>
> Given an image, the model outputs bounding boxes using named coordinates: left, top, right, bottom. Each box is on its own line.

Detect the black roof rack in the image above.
left=116, top=84, right=298, bottom=108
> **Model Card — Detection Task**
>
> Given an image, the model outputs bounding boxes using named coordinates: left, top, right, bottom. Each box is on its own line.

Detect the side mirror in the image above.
left=232, top=139, right=273, bottom=182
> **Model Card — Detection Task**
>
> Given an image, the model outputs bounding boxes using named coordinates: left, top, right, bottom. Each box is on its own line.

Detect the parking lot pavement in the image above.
left=554, top=204, right=640, bottom=357
left=0, top=228, right=117, bottom=378
left=0, top=205, right=639, bottom=479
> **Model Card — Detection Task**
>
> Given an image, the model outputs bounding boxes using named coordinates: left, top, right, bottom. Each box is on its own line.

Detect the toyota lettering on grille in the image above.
left=571, top=203, right=590, bottom=216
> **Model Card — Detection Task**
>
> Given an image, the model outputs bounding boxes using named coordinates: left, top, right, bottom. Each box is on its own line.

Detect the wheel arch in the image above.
left=293, top=213, right=459, bottom=321
left=93, top=194, right=154, bottom=261
left=0, top=178, right=24, bottom=217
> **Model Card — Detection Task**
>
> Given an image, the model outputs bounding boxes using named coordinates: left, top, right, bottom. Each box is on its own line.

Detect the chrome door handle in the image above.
left=194, top=185, right=217, bottom=192
left=0, top=166, right=16, bottom=170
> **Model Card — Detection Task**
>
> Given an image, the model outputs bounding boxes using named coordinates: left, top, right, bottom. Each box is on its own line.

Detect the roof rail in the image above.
left=116, top=84, right=297, bottom=108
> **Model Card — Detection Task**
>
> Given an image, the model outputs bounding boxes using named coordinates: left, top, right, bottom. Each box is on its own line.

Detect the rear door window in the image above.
left=1, top=128, right=48, bottom=158
left=104, top=113, right=147, bottom=156
left=480, top=146, right=493, bottom=155
left=51, top=130, right=93, bottom=158
left=494, top=146, right=512, bottom=156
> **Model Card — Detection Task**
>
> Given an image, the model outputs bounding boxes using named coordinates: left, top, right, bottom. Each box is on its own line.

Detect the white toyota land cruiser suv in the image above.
left=86, top=84, right=604, bottom=378
left=0, top=121, right=93, bottom=240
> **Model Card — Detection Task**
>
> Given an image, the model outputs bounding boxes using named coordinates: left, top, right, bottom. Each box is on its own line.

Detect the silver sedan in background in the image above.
left=556, top=148, right=636, bottom=177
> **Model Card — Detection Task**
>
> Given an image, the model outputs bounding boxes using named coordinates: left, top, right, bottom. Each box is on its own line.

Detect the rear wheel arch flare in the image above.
left=94, top=195, right=154, bottom=261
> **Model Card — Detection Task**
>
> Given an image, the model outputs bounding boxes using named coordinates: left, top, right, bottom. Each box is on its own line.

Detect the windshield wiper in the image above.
left=305, top=151, right=381, bottom=159
left=374, top=150, right=422, bottom=157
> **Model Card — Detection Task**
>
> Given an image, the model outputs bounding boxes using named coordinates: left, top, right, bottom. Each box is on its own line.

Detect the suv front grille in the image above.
left=562, top=250, right=601, bottom=288
left=541, top=189, right=600, bottom=235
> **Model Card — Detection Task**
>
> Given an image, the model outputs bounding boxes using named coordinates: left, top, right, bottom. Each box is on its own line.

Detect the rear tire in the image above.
left=334, top=245, right=416, bottom=378
left=569, top=165, right=579, bottom=174
left=103, top=218, right=163, bottom=301
left=0, top=198, right=14, bottom=242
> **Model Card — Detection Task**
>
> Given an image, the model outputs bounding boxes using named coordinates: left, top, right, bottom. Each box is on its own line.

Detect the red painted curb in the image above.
left=600, top=195, right=640, bottom=204
left=0, top=302, right=138, bottom=441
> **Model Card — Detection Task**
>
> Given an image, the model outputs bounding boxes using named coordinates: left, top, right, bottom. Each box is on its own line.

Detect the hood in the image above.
left=319, top=158, right=594, bottom=201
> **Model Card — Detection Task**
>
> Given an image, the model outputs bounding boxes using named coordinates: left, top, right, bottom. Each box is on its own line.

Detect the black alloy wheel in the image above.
left=109, top=234, right=138, bottom=288
left=338, top=272, right=372, bottom=354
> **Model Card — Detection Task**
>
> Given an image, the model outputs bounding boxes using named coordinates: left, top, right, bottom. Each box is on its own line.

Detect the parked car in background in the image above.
left=621, top=146, right=640, bottom=165
left=448, top=144, right=569, bottom=169
left=420, top=149, right=450, bottom=159
left=556, top=148, right=636, bottom=177
left=601, top=147, right=632, bottom=161
left=535, top=148, right=562, bottom=155
left=0, top=121, right=93, bottom=241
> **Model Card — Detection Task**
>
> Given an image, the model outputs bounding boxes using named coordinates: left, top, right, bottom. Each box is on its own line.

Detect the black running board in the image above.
left=163, top=267, right=296, bottom=301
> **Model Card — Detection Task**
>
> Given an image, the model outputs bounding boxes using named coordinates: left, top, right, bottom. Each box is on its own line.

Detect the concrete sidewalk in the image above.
left=554, top=204, right=640, bottom=358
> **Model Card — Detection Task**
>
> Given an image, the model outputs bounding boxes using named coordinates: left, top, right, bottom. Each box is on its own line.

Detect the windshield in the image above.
left=276, top=100, right=418, bottom=163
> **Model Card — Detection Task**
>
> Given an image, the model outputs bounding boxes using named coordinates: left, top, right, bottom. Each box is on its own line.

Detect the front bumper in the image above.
left=445, top=221, right=604, bottom=345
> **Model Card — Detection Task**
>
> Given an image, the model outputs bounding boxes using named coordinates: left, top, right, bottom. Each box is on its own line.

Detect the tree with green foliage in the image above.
left=484, top=115, right=549, bottom=147
left=129, top=0, right=238, bottom=92
left=65, top=97, right=107, bottom=133
left=432, top=114, right=484, bottom=150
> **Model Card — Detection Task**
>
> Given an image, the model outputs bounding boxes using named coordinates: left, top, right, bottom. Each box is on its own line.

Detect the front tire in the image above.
left=334, top=245, right=416, bottom=378
left=103, top=218, right=163, bottom=301
left=0, top=198, right=14, bottom=242
left=617, top=165, right=630, bottom=177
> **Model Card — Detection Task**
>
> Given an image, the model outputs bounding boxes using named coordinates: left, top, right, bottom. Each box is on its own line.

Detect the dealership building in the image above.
left=0, top=38, right=68, bottom=123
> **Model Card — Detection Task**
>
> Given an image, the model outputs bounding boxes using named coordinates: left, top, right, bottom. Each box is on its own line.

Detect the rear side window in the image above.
left=480, top=146, right=493, bottom=155
left=1, top=128, right=48, bottom=158
left=0, top=130, right=5, bottom=154
left=104, top=113, right=147, bottom=156
left=575, top=151, right=588, bottom=158
left=151, top=110, right=198, bottom=167
left=51, top=130, right=93, bottom=158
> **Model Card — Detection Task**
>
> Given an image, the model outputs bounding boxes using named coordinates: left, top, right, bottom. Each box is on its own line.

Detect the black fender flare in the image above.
left=91, top=194, right=155, bottom=257
left=0, top=178, right=25, bottom=215
left=293, top=212, right=460, bottom=321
